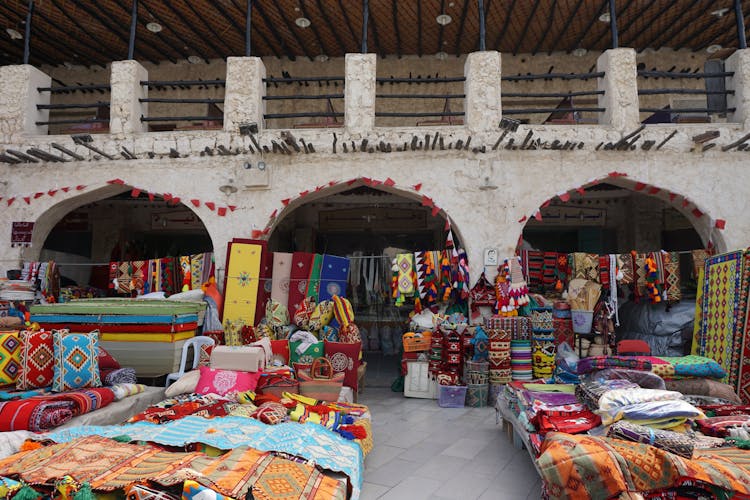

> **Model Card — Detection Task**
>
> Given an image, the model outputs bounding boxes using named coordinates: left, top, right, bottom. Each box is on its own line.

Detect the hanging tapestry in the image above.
left=255, top=250, right=273, bottom=327
left=571, top=253, right=600, bottom=282
left=222, top=239, right=265, bottom=328
left=270, top=252, right=293, bottom=310
left=306, top=254, right=324, bottom=302
left=318, top=255, right=350, bottom=302
left=288, top=252, right=314, bottom=314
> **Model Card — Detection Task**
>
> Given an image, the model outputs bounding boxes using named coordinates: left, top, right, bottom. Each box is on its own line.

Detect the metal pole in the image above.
left=736, top=0, right=747, bottom=49
left=361, top=0, right=369, bottom=53
left=23, top=0, right=34, bottom=64
left=245, top=0, right=252, bottom=56
left=478, top=0, right=486, bottom=51
left=609, top=0, right=618, bottom=48
left=128, top=0, right=138, bottom=60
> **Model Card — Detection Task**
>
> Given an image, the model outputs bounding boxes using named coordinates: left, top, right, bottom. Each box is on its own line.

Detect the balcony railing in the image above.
left=139, top=79, right=226, bottom=131
left=263, top=76, right=345, bottom=129
left=374, top=76, right=466, bottom=128
left=36, top=83, right=111, bottom=135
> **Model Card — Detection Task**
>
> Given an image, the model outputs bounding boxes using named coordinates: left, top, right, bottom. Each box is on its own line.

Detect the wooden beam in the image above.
left=182, top=0, right=236, bottom=56
left=737, top=0, right=747, bottom=48
left=691, top=12, right=740, bottom=51
left=547, top=0, right=584, bottom=55
left=128, top=0, right=137, bottom=60
left=337, top=0, right=360, bottom=54
left=609, top=0, right=618, bottom=48
left=453, top=0, right=470, bottom=56
left=392, top=0, right=402, bottom=57
left=531, top=0, right=556, bottom=55
left=48, top=0, right=127, bottom=64
left=566, top=0, right=608, bottom=53
left=139, top=0, right=211, bottom=62
left=253, top=0, right=298, bottom=60
left=624, top=0, right=682, bottom=49
left=246, top=0, right=252, bottom=56
left=368, top=0, right=386, bottom=58
left=492, top=0, right=517, bottom=51
left=23, top=0, right=33, bottom=65
left=270, top=0, right=314, bottom=61
left=227, top=0, right=282, bottom=59
left=299, top=0, right=334, bottom=58
left=417, top=0, right=423, bottom=57
left=437, top=0, right=447, bottom=54
left=512, top=0, right=541, bottom=55
left=317, top=0, right=350, bottom=56
left=589, top=0, right=631, bottom=49
left=361, top=0, right=369, bottom=53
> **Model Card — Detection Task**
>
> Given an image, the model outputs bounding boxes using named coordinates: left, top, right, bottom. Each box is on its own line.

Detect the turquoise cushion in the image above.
left=52, top=330, right=101, bottom=392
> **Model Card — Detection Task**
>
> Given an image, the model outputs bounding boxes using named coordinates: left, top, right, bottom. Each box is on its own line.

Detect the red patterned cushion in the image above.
left=195, top=366, right=261, bottom=396
left=324, top=340, right=361, bottom=391
left=271, top=340, right=290, bottom=365
left=198, top=344, right=214, bottom=367
left=97, top=346, right=120, bottom=370
left=17, top=330, right=55, bottom=389
left=0, top=332, right=22, bottom=386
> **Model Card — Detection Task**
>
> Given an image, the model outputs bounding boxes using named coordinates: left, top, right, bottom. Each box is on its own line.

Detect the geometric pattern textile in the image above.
left=52, top=330, right=101, bottom=392
left=662, top=251, right=682, bottom=302
left=17, top=330, right=55, bottom=389
left=222, top=240, right=265, bottom=328
left=0, top=332, right=22, bottom=386
left=45, top=415, right=365, bottom=499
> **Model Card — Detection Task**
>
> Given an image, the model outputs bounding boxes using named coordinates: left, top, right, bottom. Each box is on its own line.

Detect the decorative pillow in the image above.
left=98, top=346, right=121, bottom=370
left=0, top=332, right=22, bottom=387
left=289, top=340, right=324, bottom=366
left=165, top=369, right=200, bottom=397
left=265, top=300, right=289, bottom=327
left=198, top=344, right=214, bottom=367
left=308, top=301, right=334, bottom=332
left=195, top=365, right=260, bottom=396
left=339, top=323, right=361, bottom=343
left=251, top=401, right=288, bottom=425
left=293, top=297, right=316, bottom=329
left=325, top=340, right=361, bottom=391
left=270, top=340, right=290, bottom=365
left=17, top=330, right=55, bottom=389
left=52, top=330, right=101, bottom=392
left=332, top=295, right=354, bottom=327
left=321, top=326, right=339, bottom=342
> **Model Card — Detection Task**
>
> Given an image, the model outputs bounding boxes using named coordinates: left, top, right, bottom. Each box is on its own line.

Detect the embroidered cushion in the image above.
left=265, top=299, right=289, bottom=327
left=289, top=340, right=324, bottom=366
left=195, top=365, right=261, bottom=396
left=0, top=332, right=23, bottom=386
left=332, top=295, right=355, bottom=327
left=308, top=301, right=334, bottom=332
left=325, top=340, right=361, bottom=391
left=251, top=401, right=288, bottom=425
left=198, top=344, right=214, bottom=367
left=52, top=330, right=101, bottom=392
left=270, top=340, right=290, bottom=365
left=97, top=346, right=120, bottom=370
left=165, top=369, right=200, bottom=397
left=17, top=330, right=55, bottom=389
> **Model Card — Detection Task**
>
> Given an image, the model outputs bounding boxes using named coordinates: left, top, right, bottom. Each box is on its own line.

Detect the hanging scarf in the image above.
left=439, top=251, right=453, bottom=302
left=455, top=250, right=471, bottom=301
left=393, top=253, right=416, bottom=307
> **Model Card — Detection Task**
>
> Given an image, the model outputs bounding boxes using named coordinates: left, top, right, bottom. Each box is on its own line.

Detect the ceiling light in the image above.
left=707, top=44, right=723, bottom=54
left=435, top=51, right=448, bottom=60
left=316, top=54, right=329, bottom=62
left=6, top=28, right=22, bottom=40
left=187, top=55, right=202, bottom=64
left=572, top=48, right=587, bottom=57
left=146, top=22, right=162, bottom=33
left=436, top=14, right=452, bottom=26
left=598, top=12, right=610, bottom=23
left=295, top=17, right=311, bottom=28
left=711, top=8, right=730, bottom=17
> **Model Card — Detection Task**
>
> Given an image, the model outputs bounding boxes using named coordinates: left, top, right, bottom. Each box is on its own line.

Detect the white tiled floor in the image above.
left=358, top=388, right=542, bottom=500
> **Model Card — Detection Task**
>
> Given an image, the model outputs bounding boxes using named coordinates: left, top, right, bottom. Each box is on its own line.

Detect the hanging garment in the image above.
left=318, top=255, right=350, bottom=302
left=222, top=240, right=264, bottom=328
left=393, top=253, right=416, bottom=307
left=288, top=252, right=315, bottom=313
left=271, top=252, right=293, bottom=309
left=306, top=254, right=324, bottom=302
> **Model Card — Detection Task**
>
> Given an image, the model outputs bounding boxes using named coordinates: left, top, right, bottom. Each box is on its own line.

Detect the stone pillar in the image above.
left=0, top=65, right=51, bottom=140
left=109, top=60, right=148, bottom=134
left=597, top=48, right=639, bottom=131
left=345, top=53, right=376, bottom=134
left=464, top=51, right=502, bottom=133
left=224, top=56, right=266, bottom=133
left=725, top=49, right=750, bottom=127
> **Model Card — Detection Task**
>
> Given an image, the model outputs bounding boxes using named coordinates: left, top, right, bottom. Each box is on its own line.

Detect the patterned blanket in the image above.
left=0, top=387, right=114, bottom=432
left=538, top=432, right=750, bottom=499
left=45, top=415, right=364, bottom=499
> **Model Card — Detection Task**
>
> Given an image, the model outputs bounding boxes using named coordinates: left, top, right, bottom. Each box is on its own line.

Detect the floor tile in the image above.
left=359, top=482, right=389, bottom=500
left=396, top=440, right=448, bottom=463
left=365, top=458, right=418, bottom=488
left=365, top=444, right=409, bottom=470
left=378, top=476, right=443, bottom=500
left=413, top=454, right=470, bottom=480
left=431, top=471, right=494, bottom=500
left=440, top=437, right=491, bottom=459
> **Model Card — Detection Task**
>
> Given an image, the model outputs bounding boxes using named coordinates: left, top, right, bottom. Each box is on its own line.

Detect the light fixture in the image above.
left=598, top=12, right=610, bottom=23
left=707, top=44, right=723, bottom=54
left=219, top=184, right=238, bottom=195
left=6, top=28, right=22, bottom=40
left=146, top=22, right=162, bottom=33
left=479, top=177, right=498, bottom=191
left=711, top=8, right=730, bottom=17
left=435, top=51, right=449, bottom=60
left=316, top=54, right=329, bottom=62
left=187, top=55, right=202, bottom=64
left=572, top=48, right=587, bottom=57
left=436, top=14, right=452, bottom=26
left=295, top=17, right=311, bottom=28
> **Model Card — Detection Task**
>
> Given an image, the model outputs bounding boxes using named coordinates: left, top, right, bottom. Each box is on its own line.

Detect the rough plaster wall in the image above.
left=0, top=65, right=50, bottom=141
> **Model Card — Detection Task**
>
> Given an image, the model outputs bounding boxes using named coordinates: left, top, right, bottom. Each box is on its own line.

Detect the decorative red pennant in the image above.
left=648, top=187, right=660, bottom=195
left=668, top=192, right=677, bottom=202
left=281, top=198, right=290, bottom=206
left=413, top=183, right=422, bottom=191
left=261, top=227, right=270, bottom=235
left=541, top=199, right=551, bottom=208
left=692, top=208, right=703, bottom=218
left=328, top=181, right=337, bottom=187
left=715, top=219, right=726, bottom=229
left=33, top=192, right=44, bottom=199
left=361, top=177, right=372, bottom=185
left=421, top=195, right=434, bottom=207
left=608, top=171, right=627, bottom=177
left=107, top=179, right=125, bottom=185
left=371, top=180, right=382, bottom=187
left=346, top=178, right=358, bottom=185
left=251, top=230, right=263, bottom=239
left=575, top=187, right=586, bottom=196
left=634, top=182, right=647, bottom=191
left=61, top=187, right=70, bottom=192
left=270, top=209, right=278, bottom=218
left=518, top=215, right=527, bottom=223
left=163, top=193, right=173, bottom=201
left=76, top=185, right=86, bottom=190
left=130, top=188, right=141, bottom=198
left=681, top=198, right=689, bottom=208
left=315, top=185, right=324, bottom=191
left=217, top=207, right=227, bottom=216
left=299, top=190, right=309, bottom=197
left=533, top=210, right=542, bottom=221
left=190, top=199, right=200, bottom=207
left=7, top=197, right=15, bottom=206
left=205, top=202, right=215, bottom=211
left=171, top=197, right=181, bottom=205
left=384, top=178, right=396, bottom=187
left=228, top=205, right=237, bottom=212
left=559, top=192, right=571, bottom=202
left=431, top=206, right=440, bottom=217
left=23, top=196, right=31, bottom=204
left=148, top=193, right=155, bottom=202
left=47, top=189, right=57, bottom=197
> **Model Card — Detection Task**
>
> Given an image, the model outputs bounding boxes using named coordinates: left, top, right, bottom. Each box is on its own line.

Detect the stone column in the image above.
left=0, top=65, right=51, bottom=140
left=224, top=56, right=266, bottom=133
left=345, top=53, right=376, bottom=134
left=109, top=60, right=148, bottom=134
left=725, top=49, right=750, bottom=127
left=464, top=51, right=502, bottom=133
left=597, top=48, right=639, bottom=131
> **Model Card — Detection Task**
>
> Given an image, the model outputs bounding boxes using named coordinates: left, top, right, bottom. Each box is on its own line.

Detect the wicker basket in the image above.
left=402, top=331, right=432, bottom=352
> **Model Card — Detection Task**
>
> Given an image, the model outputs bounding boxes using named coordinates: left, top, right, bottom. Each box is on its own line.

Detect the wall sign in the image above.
left=11, top=222, right=34, bottom=247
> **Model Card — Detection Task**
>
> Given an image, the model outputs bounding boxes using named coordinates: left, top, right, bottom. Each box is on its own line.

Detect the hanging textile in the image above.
left=393, top=253, right=416, bottom=307
left=521, top=250, right=545, bottom=292
left=288, top=252, right=314, bottom=313
left=543, top=252, right=560, bottom=291
left=306, top=254, right=324, bottom=302
left=159, top=258, right=177, bottom=296
left=456, top=250, right=471, bottom=301
left=178, top=256, right=191, bottom=291
left=255, top=250, right=273, bottom=326
left=439, top=251, right=453, bottom=302
left=662, top=251, right=682, bottom=302
left=414, top=251, right=439, bottom=310
left=616, top=253, right=635, bottom=285
left=571, top=253, right=600, bottom=282
left=692, top=249, right=713, bottom=279
left=222, top=239, right=265, bottom=328
left=318, top=255, right=350, bottom=302
left=271, top=252, right=293, bottom=309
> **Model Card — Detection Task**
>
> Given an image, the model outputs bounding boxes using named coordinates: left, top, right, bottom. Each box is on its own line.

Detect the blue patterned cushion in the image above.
left=52, top=330, right=101, bottom=392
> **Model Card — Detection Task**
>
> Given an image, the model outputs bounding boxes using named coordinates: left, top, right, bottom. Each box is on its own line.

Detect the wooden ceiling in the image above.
left=0, top=0, right=747, bottom=67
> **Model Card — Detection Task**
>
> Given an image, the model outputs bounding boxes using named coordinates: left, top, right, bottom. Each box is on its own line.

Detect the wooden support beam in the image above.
left=567, top=0, right=608, bottom=53
left=270, top=0, right=313, bottom=60
left=318, top=0, right=350, bottom=56
left=299, top=0, right=334, bottom=59
left=253, top=0, right=297, bottom=60
left=492, top=0, right=517, bottom=50
left=513, top=0, right=541, bottom=55
left=628, top=0, right=685, bottom=50
left=547, top=0, right=584, bottom=55
left=531, top=0, right=556, bottom=55
left=227, top=0, right=282, bottom=59
left=337, top=0, right=360, bottom=54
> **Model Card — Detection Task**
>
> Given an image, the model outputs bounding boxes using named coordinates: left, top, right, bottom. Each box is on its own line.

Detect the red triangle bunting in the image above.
left=23, top=196, right=31, bottom=204
left=413, top=183, right=422, bottom=191
left=205, top=202, right=215, bottom=211
left=384, top=178, right=396, bottom=187
left=668, top=193, right=677, bottom=202
left=61, top=187, right=70, bottom=192
left=559, top=192, right=571, bottom=202
left=692, top=208, right=703, bottom=218
left=217, top=207, right=227, bottom=216
left=281, top=198, right=290, bottom=206
left=715, top=219, right=726, bottom=229
left=648, top=187, right=660, bottom=195
left=148, top=193, right=155, bottom=202
left=634, top=182, right=647, bottom=191
left=190, top=199, right=201, bottom=208
left=534, top=211, right=542, bottom=221
left=7, top=197, right=14, bottom=206
left=228, top=205, right=237, bottom=212
left=47, top=189, right=57, bottom=197
left=107, top=178, right=125, bottom=185
left=171, top=197, right=181, bottom=205
left=251, top=230, right=263, bottom=239
left=33, top=192, right=44, bottom=199
left=270, top=209, right=278, bottom=218
left=575, top=187, right=586, bottom=196
left=431, top=206, right=440, bottom=217
left=76, top=185, right=86, bottom=191
left=541, top=199, right=551, bottom=208
left=130, top=188, right=141, bottom=198
left=518, top=215, right=527, bottom=223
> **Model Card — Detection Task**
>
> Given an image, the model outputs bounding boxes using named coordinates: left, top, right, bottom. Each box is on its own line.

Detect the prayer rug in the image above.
left=318, top=255, right=350, bottom=302
left=288, top=252, right=314, bottom=313
left=222, top=240, right=265, bottom=327
left=271, top=253, right=293, bottom=310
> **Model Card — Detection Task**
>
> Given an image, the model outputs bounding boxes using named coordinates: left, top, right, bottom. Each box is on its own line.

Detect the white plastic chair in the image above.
left=165, top=336, right=216, bottom=387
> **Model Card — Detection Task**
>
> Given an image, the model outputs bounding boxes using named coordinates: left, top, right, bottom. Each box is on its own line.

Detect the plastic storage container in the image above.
left=438, top=384, right=467, bottom=408
left=404, top=361, right=437, bottom=399
left=571, top=310, right=594, bottom=334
